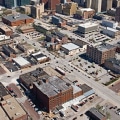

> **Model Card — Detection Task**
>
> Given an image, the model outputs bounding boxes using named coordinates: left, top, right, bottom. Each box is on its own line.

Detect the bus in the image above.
left=55, top=67, right=65, bottom=75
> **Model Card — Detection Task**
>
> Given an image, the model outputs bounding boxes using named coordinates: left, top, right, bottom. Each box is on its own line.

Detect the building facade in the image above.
left=86, top=43, right=116, bottom=64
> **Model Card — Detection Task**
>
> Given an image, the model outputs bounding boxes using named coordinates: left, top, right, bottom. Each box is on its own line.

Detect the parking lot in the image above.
left=99, top=101, right=120, bottom=120
left=71, top=55, right=107, bottom=78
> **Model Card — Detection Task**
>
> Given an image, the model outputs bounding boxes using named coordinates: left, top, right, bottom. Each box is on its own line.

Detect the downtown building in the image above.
left=4, top=0, right=30, bottom=8
left=86, top=43, right=116, bottom=65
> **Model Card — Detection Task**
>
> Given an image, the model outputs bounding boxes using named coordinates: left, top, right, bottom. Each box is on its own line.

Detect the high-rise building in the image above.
left=101, top=0, right=112, bottom=11
left=4, top=0, right=16, bottom=8
left=115, top=7, right=120, bottom=22
left=17, top=0, right=30, bottom=6
left=48, top=0, right=60, bottom=10
left=0, top=0, right=5, bottom=6
left=85, top=0, right=102, bottom=13
left=31, top=3, right=44, bottom=19
left=4, top=0, right=30, bottom=8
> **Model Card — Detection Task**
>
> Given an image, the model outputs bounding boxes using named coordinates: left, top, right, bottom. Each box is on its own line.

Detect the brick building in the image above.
left=2, top=14, right=34, bottom=26
left=86, top=43, right=116, bottom=64
left=33, top=76, right=82, bottom=112
left=0, top=26, right=13, bottom=36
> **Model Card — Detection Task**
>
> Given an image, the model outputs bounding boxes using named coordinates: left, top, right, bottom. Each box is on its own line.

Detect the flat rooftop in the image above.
left=20, top=68, right=50, bottom=87
left=33, top=76, right=72, bottom=97
left=3, top=14, right=32, bottom=22
left=78, top=22, right=98, bottom=28
left=43, top=66, right=62, bottom=78
left=12, top=57, right=30, bottom=67
left=79, top=84, right=92, bottom=93
left=107, top=27, right=119, bottom=32
left=0, top=26, right=12, bottom=32
left=0, top=107, right=9, bottom=120
left=62, top=43, right=79, bottom=51
left=2, top=97, right=26, bottom=120
left=79, top=8, right=94, bottom=12
left=95, top=43, right=116, bottom=52
left=88, top=107, right=105, bottom=119
left=72, top=85, right=82, bottom=94
left=106, top=58, right=120, bottom=66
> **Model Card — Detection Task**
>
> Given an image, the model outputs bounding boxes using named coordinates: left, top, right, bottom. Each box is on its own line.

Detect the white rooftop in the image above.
left=107, top=27, right=119, bottom=32
left=80, top=8, right=94, bottom=12
left=78, top=22, right=98, bottom=28
left=13, top=57, right=30, bottom=67
left=62, top=43, right=79, bottom=51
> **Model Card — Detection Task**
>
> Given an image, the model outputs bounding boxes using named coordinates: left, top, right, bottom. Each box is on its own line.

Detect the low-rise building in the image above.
left=31, top=51, right=49, bottom=63
left=2, top=14, right=34, bottom=26
left=73, top=39, right=88, bottom=51
left=1, top=97, right=27, bottom=120
left=104, top=58, right=120, bottom=74
left=2, top=45, right=16, bottom=57
left=78, top=22, right=98, bottom=34
left=19, top=5, right=31, bottom=15
left=12, top=57, right=31, bottom=69
left=0, top=26, right=13, bottom=36
left=101, top=20, right=118, bottom=28
left=19, top=68, right=50, bottom=89
left=102, top=27, right=120, bottom=38
left=86, top=107, right=106, bottom=120
left=61, top=43, right=80, bottom=55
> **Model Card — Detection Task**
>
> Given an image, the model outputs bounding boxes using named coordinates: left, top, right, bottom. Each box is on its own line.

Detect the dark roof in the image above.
left=19, top=68, right=50, bottom=88
left=0, top=82, right=9, bottom=97
left=2, top=45, right=16, bottom=54
left=53, top=31, right=66, bottom=38
left=33, top=76, right=72, bottom=97
left=3, top=14, right=32, bottom=22
left=33, top=53, right=45, bottom=59
left=105, top=58, right=120, bottom=66
left=79, top=84, right=92, bottom=93
left=87, top=107, right=106, bottom=120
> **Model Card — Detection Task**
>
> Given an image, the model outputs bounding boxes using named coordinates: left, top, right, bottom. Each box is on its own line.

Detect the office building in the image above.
left=78, top=22, right=98, bottom=34
left=4, top=0, right=16, bottom=8
left=0, top=26, right=13, bottom=36
left=74, top=8, right=95, bottom=19
left=85, top=0, right=102, bottom=13
left=56, top=2, right=78, bottom=15
left=19, top=5, right=31, bottom=15
left=101, top=0, right=112, bottom=11
left=31, top=3, right=44, bottom=19
left=17, top=0, right=30, bottom=6
left=115, top=7, right=120, bottom=22
left=33, top=76, right=83, bottom=112
left=86, top=43, right=116, bottom=64
left=2, top=14, right=34, bottom=26
left=0, top=0, right=5, bottom=6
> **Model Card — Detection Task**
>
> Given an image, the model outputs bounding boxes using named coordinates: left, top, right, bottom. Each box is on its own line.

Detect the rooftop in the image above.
left=106, top=58, right=120, bottom=66
left=43, top=66, right=62, bottom=78
left=88, top=107, right=105, bottom=119
left=2, top=97, right=26, bottom=120
left=95, top=43, right=116, bottom=52
left=19, top=68, right=50, bottom=87
left=0, top=107, right=9, bottom=120
left=33, top=76, right=72, bottom=97
left=72, top=85, right=82, bottom=94
left=0, top=82, right=9, bottom=98
left=0, top=26, right=12, bottom=32
left=78, top=22, right=98, bottom=28
left=62, top=43, right=79, bottom=51
left=12, top=57, right=30, bottom=67
left=79, top=84, right=92, bottom=93
left=107, top=27, right=119, bottom=32
left=3, top=14, right=32, bottom=22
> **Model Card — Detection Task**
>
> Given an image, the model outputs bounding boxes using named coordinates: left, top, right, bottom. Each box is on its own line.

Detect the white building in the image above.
left=12, top=57, right=31, bottom=68
left=61, top=43, right=80, bottom=55
left=0, top=35, right=10, bottom=41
